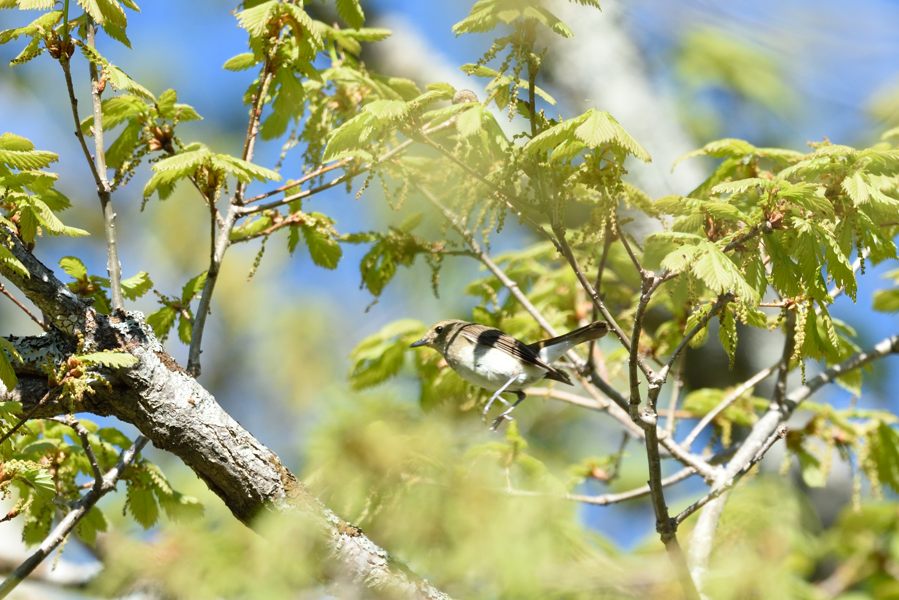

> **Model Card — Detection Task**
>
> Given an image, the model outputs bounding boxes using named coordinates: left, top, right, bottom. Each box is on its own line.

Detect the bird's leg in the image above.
left=490, top=391, right=527, bottom=431
left=482, top=375, right=519, bottom=419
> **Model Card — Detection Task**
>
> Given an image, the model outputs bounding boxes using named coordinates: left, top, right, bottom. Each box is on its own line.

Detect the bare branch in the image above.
left=57, top=415, right=103, bottom=488
left=0, top=435, right=148, bottom=599
left=85, top=24, right=124, bottom=310
left=655, top=429, right=719, bottom=481
left=567, top=467, right=695, bottom=506
left=0, top=282, right=46, bottom=331
left=57, top=27, right=124, bottom=310
left=681, top=363, right=778, bottom=449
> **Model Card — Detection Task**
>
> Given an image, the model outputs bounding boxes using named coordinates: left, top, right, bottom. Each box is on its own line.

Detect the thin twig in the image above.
left=566, top=467, right=696, bottom=506
left=0, top=435, right=148, bottom=600
left=656, top=429, right=720, bottom=481
left=586, top=227, right=613, bottom=371
left=239, top=119, right=458, bottom=215
left=640, top=422, right=701, bottom=600
left=688, top=333, right=899, bottom=591
left=681, top=363, right=778, bottom=449
left=0, top=391, right=52, bottom=448
left=617, top=227, right=644, bottom=277
left=0, top=282, right=47, bottom=330
left=187, top=50, right=276, bottom=376
left=664, top=355, right=684, bottom=435
left=84, top=24, right=124, bottom=310
left=56, top=415, right=103, bottom=488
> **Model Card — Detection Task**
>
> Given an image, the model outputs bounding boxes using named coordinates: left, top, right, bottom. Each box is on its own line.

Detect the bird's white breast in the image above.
left=445, top=338, right=546, bottom=391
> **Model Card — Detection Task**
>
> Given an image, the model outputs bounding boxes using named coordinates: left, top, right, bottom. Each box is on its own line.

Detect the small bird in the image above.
left=409, top=320, right=609, bottom=430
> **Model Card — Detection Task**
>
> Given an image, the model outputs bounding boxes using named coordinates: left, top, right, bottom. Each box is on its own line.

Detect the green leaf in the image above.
left=121, top=271, right=152, bottom=300
left=78, top=43, right=153, bottom=99
left=127, top=486, right=159, bottom=528
left=350, top=319, right=423, bottom=390
left=873, top=289, right=899, bottom=313
left=690, top=241, right=758, bottom=302
left=573, top=110, right=651, bottom=162
left=76, top=351, right=138, bottom=368
left=235, top=0, right=277, bottom=37
left=177, top=313, right=192, bottom=344
left=336, top=0, right=365, bottom=28
left=180, top=271, right=207, bottom=303
left=76, top=506, right=108, bottom=546
left=0, top=337, right=21, bottom=390
left=59, top=256, right=88, bottom=280
left=147, top=306, right=177, bottom=340
left=223, top=52, right=257, bottom=71
left=0, top=148, right=58, bottom=170
left=797, top=449, right=826, bottom=488
left=302, top=221, right=342, bottom=269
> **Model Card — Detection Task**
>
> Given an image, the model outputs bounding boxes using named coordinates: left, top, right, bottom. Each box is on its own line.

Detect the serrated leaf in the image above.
left=180, top=271, right=207, bottom=303
left=121, top=271, right=152, bottom=300
left=0, top=148, right=58, bottom=170
left=572, top=109, right=650, bottom=162
left=302, top=222, right=342, bottom=269
left=691, top=241, right=758, bottom=302
left=127, top=486, right=159, bottom=528
left=59, top=256, right=88, bottom=280
left=76, top=351, right=138, bottom=368
left=223, top=52, right=257, bottom=71
left=336, top=0, right=365, bottom=28
left=76, top=506, right=108, bottom=545
left=147, top=306, right=177, bottom=340
left=455, top=104, right=484, bottom=137
left=235, top=0, right=277, bottom=37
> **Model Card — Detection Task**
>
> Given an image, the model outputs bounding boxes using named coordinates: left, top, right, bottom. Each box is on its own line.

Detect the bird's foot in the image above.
left=489, top=413, right=514, bottom=432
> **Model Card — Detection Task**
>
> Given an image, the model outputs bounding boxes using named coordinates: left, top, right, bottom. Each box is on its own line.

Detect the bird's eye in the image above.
left=435, top=326, right=444, bottom=334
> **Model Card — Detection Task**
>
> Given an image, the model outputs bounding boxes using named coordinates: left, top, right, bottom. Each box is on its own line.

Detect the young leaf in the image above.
left=302, top=222, right=342, bottom=269
left=147, top=306, right=177, bottom=341
left=121, top=271, right=152, bottom=300
left=336, top=0, right=365, bottom=28
left=126, top=485, right=159, bottom=528
left=76, top=351, right=138, bottom=368
left=0, top=337, right=21, bottom=390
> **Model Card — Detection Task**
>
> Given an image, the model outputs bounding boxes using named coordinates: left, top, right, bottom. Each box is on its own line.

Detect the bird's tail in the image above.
left=531, top=321, right=609, bottom=363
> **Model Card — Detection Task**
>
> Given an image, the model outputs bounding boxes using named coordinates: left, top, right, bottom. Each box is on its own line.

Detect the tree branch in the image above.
left=84, top=24, right=124, bottom=310
left=186, top=53, right=276, bottom=376
left=688, top=333, right=899, bottom=593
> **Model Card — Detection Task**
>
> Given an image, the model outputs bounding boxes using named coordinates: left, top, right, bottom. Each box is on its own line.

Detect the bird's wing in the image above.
left=457, top=323, right=572, bottom=385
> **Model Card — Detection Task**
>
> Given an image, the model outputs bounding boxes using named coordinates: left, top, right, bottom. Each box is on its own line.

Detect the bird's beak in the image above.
left=409, top=337, right=428, bottom=348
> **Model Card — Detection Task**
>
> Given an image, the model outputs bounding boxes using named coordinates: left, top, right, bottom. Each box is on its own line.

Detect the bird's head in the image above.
left=409, top=319, right=468, bottom=353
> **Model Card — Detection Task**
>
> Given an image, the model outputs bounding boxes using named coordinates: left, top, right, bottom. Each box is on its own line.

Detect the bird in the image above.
left=409, top=320, right=609, bottom=430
